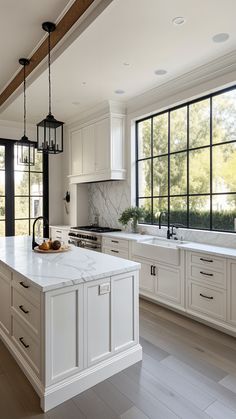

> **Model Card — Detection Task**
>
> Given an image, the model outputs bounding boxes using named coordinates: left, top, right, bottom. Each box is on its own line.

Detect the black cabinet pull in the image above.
left=19, top=281, right=29, bottom=289
left=153, top=266, right=156, bottom=276
left=200, top=258, right=213, bottom=263
left=111, top=240, right=119, bottom=244
left=200, top=271, right=213, bottom=277
left=19, top=337, right=29, bottom=348
left=150, top=265, right=153, bottom=275
left=19, top=305, right=29, bottom=314
left=111, top=249, right=119, bottom=253
left=200, top=293, right=213, bottom=300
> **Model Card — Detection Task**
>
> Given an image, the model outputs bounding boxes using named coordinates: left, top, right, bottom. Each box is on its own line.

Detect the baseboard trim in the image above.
left=41, top=344, right=142, bottom=411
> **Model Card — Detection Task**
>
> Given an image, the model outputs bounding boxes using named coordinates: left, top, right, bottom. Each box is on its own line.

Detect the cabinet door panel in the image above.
left=112, top=274, right=135, bottom=351
left=133, top=258, right=155, bottom=294
left=0, top=272, right=11, bottom=335
left=228, top=262, right=236, bottom=326
left=95, top=118, right=110, bottom=172
left=45, top=287, right=82, bottom=385
left=82, top=125, right=95, bottom=174
left=85, top=280, right=111, bottom=366
left=157, top=266, right=181, bottom=304
left=71, top=130, right=83, bottom=175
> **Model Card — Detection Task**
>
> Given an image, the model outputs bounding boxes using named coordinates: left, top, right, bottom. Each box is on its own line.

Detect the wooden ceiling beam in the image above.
left=0, top=0, right=96, bottom=107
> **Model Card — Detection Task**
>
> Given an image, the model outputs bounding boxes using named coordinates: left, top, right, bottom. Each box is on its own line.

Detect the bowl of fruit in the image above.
left=34, top=239, right=70, bottom=253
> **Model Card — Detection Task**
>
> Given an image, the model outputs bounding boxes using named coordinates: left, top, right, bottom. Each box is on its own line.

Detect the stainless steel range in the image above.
left=68, top=226, right=121, bottom=252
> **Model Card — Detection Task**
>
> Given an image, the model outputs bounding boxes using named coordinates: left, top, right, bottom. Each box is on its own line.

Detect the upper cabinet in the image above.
left=68, top=102, right=126, bottom=183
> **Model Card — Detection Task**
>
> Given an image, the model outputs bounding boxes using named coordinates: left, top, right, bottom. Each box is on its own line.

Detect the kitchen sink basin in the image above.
left=140, top=237, right=179, bottom=248
left=132, top=237, right=180, bottom=266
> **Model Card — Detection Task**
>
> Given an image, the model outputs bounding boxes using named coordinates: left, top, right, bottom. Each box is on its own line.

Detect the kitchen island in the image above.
left=0, top=236, right=141, bottom=411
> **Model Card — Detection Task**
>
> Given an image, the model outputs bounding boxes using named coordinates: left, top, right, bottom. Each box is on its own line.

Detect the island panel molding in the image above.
left=0, top=237, right=141, bottom=412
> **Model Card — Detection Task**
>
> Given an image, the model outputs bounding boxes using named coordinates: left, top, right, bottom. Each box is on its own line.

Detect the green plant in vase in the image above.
left=118, top=206, right=146, bottom=233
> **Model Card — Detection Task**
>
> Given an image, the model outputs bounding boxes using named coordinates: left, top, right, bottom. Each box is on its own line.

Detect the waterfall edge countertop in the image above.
left=0, top=236, right=140, bottom=292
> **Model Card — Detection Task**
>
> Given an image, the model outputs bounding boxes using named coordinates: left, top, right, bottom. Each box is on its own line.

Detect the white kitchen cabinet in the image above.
left=102, top=236, right=129, bottom=260
left=84, top=273, right=138, bottom=367
left=70, top=129, right=83, bottom=176
left=95, top=118, right=110, bottom=172
left=0, top=263, right=11, bottom=335
left=133, top=256, right=183, bottom=308
left=68, top=103, right=126, bottom=183
left=82, top=124, right=95, bottom=174
left=50, top=226, right=70, bottom=243
left=0, top=254, right=141, bottom=412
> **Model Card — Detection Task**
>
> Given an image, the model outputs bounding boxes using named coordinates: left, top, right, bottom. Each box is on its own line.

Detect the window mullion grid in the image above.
left=210, top=96, right=213, bottom=230
left=167, top=111, right=170, bottom=227
left=187, top=105, right=189, bottom=228
left=151, top=117, right=154, bottom=224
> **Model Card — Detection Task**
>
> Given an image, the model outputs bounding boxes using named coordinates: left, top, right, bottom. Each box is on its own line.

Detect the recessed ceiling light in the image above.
left=82, top=81, right=86, bottom=86
left=155, top=69, right=167, bottom=76
left=172, top=16, right=186, bottom=26
left=123, top=62, right=130, bottom=66
left=212, top=33, right=229, bottom=43
left=115, top=89, right=125, bottom=94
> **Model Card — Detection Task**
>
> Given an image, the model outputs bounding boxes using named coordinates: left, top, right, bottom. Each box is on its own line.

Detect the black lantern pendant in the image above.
left=17, top=58, right=35, bottom=166
left=37, top=22, right=64, bottom=154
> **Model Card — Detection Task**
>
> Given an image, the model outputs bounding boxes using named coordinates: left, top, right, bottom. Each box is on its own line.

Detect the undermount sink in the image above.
left=132, top=237, right=180, bottom=266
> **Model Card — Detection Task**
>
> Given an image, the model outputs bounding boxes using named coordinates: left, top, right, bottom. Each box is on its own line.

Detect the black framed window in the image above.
left=0, top=139, right=48, bottom=237
left=136, top=86, right=236, bottom=232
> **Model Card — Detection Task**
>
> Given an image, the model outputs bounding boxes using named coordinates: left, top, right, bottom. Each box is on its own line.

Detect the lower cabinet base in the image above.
left=0, top=328, right=142, bottom=413
left=41, top=344, right=142, bottom=412
left=140, top=295, right=236, bottom=338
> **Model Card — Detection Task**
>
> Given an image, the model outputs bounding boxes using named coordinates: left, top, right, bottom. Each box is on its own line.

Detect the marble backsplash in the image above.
left=88, top=180, right=130, bottom=229
left=87, top=181, right=236, bottom=249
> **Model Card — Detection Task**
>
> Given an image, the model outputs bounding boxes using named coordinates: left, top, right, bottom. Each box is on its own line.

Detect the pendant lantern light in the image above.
left=37, top=22, right=64, bottom=154
left=17, top=58, right=36, bottom=166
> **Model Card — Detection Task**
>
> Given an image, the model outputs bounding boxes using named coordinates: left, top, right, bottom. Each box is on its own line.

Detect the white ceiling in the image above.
left=1, top=0, right=236, bottom=124
left=0, top=0, right=72, bottom=93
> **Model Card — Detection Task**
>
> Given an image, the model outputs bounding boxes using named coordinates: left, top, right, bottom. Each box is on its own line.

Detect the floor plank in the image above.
left=205, top=401, right=236, bottom=419
left=161, top=355, right=236, bottom=412
left=73, top=388, right=118, bottom=419
left=219, top=374, right=236, bottom=393
left=93, top=379, right=133, bottom=416
left=120, top=406, right=150, bottom=419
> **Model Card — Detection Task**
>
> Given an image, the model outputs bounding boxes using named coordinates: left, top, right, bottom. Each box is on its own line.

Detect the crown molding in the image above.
left=126, top=50, right=236, bottom=118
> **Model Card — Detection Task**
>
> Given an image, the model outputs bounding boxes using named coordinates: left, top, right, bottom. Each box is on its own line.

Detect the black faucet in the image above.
left=32, top=216, right=49, bottom=250
left=167, top=225, right=178, bottom=240
left=158, top=211, right=167, bottom=229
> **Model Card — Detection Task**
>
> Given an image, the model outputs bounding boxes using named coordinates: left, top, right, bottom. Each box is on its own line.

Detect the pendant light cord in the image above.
left=48, top=30, right=52, bottom=115
left=23, top=63, right=26, bottom=136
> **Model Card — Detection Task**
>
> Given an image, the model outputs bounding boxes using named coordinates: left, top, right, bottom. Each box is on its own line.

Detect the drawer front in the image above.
left=13, top=274, right=40, bottom=306
left=103, top=247, right=129, bottom=260
left=190, top=252, right=225, bottom=271
left=103, top=237, right=129, bottom=250
left=188, top=282, right=226, bottom=321
left=12, top=288, right=40, bottom=335
left=190, top=265, right=226, bottom=288
left=12, top=317, right=40, bottom=372
left=52, top=229, right=63, bottom=240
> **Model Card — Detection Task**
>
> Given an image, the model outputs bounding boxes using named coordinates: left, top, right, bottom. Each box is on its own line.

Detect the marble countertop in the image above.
left=102, top=231, right=153, bottom=241
left=178, top=241, right=236, bottom=258
left=0, top=237, right=140, bottom=292
left=49, top=225, right=71, bottom=230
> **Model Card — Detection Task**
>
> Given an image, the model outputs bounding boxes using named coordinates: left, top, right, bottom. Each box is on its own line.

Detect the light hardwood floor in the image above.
left=0, top=298, right=236, bottom=419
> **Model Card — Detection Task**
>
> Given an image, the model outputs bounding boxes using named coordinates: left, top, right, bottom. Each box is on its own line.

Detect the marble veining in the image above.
left=0, top=236, right=139, bottom=292
left=88, top=180, right=130, bottom=228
